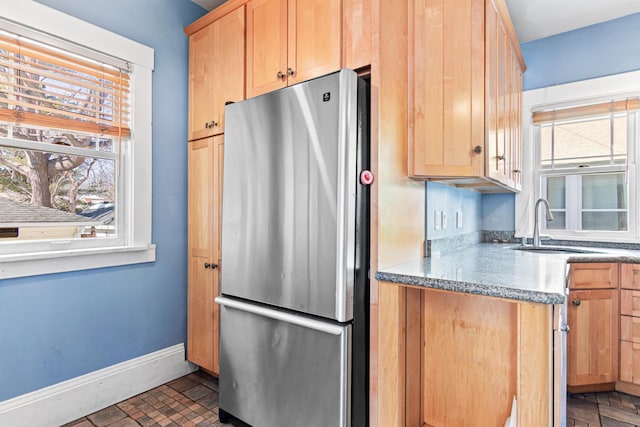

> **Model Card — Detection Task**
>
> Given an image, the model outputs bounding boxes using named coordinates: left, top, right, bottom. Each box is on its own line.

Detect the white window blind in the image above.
left=0, top=29, right=131, bottom=138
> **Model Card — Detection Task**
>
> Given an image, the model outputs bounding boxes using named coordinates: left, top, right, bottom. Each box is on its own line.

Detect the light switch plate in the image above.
left=442, top=211, right=447, bottom=229
left=434, top=211, right=442, bottom=230
left=456, top=211, right=463, bottom=228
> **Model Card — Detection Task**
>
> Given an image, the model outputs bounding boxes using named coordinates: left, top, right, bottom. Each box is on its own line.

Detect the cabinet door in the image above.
left=287, top=0, right=341, bottom=85
left=567, top=289, right=619, bottom=387
left=509, top=52, right=523, bottom=190
left=622, top=263, right=640, bottom=290
left=187, top=137, right=223, bottom=374
left=188, top=8, right=246, bottom=140
left=568, top=263, right=619, bottom=289
left=487, top=7, right=509, bottom=185
left=246, top=0, right=288, bottom=98
left=620, top=341, right=640, bottom=385
left=621, top=290, right=640, bottom=317
left=343, top=0, right=371, bottom=71
left=188, top=25, right=216, bottom=141
left=621, top=315, right=640, bottom=343
left=212, top=6, right=246, bottom=134
left=409, top=0, right=484, bottom=178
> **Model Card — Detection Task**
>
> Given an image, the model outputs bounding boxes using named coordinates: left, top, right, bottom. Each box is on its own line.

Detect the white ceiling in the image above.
left=505, top=0, right=640, bottom=42
left=191, top=0, right=640, bottom=44
left=191, top=0, right=225, bottom=12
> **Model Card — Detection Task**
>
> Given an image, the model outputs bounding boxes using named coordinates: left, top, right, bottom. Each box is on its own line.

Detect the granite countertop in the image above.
left=375, top=243, right=640, bottom=305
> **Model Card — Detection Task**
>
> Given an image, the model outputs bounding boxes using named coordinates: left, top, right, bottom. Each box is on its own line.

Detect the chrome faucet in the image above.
left=533, top=198, right=554, bottom=247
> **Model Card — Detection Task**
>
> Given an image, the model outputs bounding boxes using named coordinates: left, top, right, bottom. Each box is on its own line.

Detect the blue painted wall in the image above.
left=521, top=12, right=640, bottom=90
left=0, top=0, right=207, bottom=401
left=481, top=193, right=515, bottom=232
left=437, top=12, right=640, bottom=236
left=426, top=182, right=482, bottom=239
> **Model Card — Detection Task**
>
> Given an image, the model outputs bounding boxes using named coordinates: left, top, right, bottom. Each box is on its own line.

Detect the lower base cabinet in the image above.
left=566, top=263, right=640, bottom=397
left=567, top=289, right=619, bottom=390
left=620, top=341, right=640, bottom=385
left=377, top=282, right=557, bottom=427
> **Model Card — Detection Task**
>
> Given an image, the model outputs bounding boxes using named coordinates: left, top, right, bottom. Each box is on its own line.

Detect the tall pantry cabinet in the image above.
left=185, top=3, right=245, bottom=375
left=185, top=0, right=368, bottom=376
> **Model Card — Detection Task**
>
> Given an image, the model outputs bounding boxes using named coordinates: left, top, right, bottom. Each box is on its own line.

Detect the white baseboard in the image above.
left=0, top=343, right=198, bottom=427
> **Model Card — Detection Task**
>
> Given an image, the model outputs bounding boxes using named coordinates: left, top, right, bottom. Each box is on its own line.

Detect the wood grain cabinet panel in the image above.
left=343, top=0, right=371, bottom=71
left=567, top=288, right=619, bottom=389
left=622, top=263, right=640, bottom=290
left=621, top=290, right=640, bottom=318
left=618, top=264, right=640, bottom=393
left=568, top=263, right=619, bottom=290
left=567, top=263, right=620, bottom=391
left=408, top=0, right=524, bottom=192
left=620, top=341, right=640, bottom=385
left=188, top=6, right=245, bottom=141
left=187, top=136, right=224, bottom=374
left=246, top=0, right=341, bottom=98
left=621, top=315, right=640, bottom=343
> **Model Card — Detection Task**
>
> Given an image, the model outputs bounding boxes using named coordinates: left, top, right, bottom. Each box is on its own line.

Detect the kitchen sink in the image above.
left=512, top=245, right=603, bottom=255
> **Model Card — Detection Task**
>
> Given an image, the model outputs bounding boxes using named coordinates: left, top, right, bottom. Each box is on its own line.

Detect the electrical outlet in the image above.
left=434, top=211, right=442, bottom=230
left=456, top=211, right=463, bottom=228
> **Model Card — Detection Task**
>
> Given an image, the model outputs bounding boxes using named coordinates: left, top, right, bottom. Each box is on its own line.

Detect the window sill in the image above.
left=0, top=244, right=156, bottom=280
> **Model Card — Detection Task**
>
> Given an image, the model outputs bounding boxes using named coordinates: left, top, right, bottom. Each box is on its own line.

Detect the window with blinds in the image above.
left=532, top=97, right=638, bottom=236
left=0, top=25, right=131, bottom=240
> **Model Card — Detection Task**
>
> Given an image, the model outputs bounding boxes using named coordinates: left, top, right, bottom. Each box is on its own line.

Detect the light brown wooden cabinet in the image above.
left=567, top=263, right=619, bottom=391
left=620, top=264, right=640, bottom=389
left=408, top=0, right=524, bottom=192
left=342, top=0, right=371, bottom=72
left=187, top=135, right=224, bottom=374
left=378, top=283, right=554, bottom=427
left=185, top=2, right=245, bottom=375
left=187, top=6, right=245, bottom=141
left=246, top=0, right=342, bottom=98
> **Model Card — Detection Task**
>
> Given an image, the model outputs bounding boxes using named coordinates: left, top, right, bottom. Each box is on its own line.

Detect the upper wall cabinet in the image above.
left=246, top=0, right=342, bottom=98
left=408, top=0, right=525, bottom=192
left=343, top=0, right=371, bottom=71
left=187, top=6, right=246, bottom=141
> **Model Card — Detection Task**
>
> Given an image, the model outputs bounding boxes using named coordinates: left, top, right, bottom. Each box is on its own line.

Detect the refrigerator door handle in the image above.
left=215, top=296, right=345, bottom=336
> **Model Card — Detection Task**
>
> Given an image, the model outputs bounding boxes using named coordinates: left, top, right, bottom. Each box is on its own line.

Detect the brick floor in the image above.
left=568, top=391, right=640, bottom=426
left=63, top=371, right=247, bottom=427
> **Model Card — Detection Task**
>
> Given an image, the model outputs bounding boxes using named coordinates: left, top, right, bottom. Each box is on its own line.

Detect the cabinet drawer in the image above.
left=568, top=263, right=618, bottom=289
left=620, top=341, right=640, bottom=385
left=621, top=315, right=640, bottom=343
left=621, top=290, right=640, bottom=317
left=622, top=264, right=640, bottom=290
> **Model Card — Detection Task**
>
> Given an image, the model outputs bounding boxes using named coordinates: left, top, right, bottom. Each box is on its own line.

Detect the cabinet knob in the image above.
left=473, top=146, right=483, bottom=154
left=572, top=299, right=581, bottom=306
left=287, top=68, right=295, bottom=76
left=277, top=70, right=285, bottom=80
left=496, top=155, right=505, bottom=161
left=513, top=169, right=521, bottom=174
left=204, top=121, right=217, bottom=129
left=204, top=262, right=211, bottom=269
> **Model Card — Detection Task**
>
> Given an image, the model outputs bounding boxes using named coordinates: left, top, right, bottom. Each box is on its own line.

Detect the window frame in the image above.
left=0, top=1, right=155, bottom=279
left=516, top=70, right=640, bottom=244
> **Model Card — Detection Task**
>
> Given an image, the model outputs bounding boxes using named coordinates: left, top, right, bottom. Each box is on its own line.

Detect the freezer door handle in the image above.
left=215, top=296, right=345, bottom=336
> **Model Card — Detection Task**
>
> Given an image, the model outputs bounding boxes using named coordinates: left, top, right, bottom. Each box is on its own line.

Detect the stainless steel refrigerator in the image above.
left=215, top=69, right=369, bottom=427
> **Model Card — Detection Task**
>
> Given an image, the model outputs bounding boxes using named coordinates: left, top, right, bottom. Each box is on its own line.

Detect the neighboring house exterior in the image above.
left=78, top=202, right=116, bottom=237
left=0, top=197, right=99, bottom=240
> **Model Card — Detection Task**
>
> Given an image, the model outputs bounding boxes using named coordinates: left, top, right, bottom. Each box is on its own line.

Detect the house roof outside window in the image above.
left=0, top=197, right=99, bottom=227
